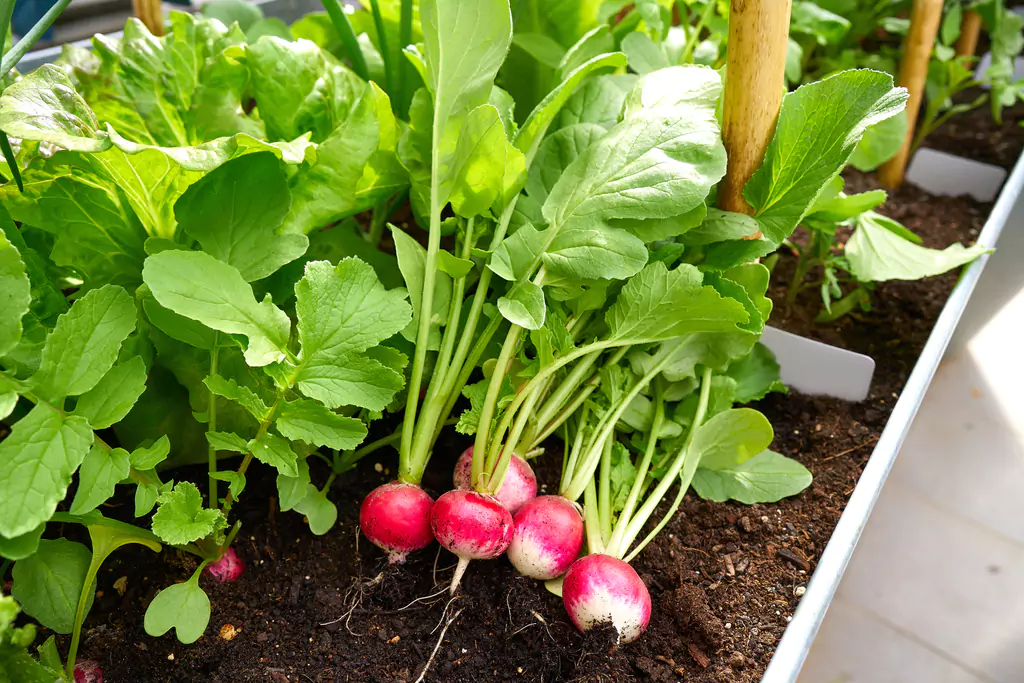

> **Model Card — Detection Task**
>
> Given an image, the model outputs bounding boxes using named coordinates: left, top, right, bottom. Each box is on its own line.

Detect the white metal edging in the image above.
left=761, top=150, right=1024, bottom=683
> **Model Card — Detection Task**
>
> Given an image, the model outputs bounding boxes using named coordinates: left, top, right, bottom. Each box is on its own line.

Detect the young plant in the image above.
left=783, top=178, right=991, bottom=321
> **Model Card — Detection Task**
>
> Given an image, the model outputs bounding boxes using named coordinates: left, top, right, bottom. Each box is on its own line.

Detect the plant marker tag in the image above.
left=760, top=326, right=875, bottom=401
left=906, top=148, right=1007, bottom=202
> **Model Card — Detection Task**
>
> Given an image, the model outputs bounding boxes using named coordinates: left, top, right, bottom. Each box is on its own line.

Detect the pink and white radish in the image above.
left=203, top=547, right=244, bottom=582
left=73, top=660, right=103, bottom=683
left=359, top=481, right=435, bottom=564
left=430, top=489, right=513, bottom=593
left=562, top=554, right=651, bottom=643
left=507, top=495, right=584, bottom=580
left=452, top=446, right=537, bottom=514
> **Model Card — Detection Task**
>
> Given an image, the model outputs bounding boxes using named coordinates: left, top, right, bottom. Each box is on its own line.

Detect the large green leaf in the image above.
left=846, top=212, right=991, bottom=282
left=690, top=408, right=774, bottom=471
left=69, top=445, right=132, bottom=515
left=275, top=399, right=367, bottom=450
left=543, top=67, right=726, bottom=230
left=71, top=356, right=149, bottom=429
left=294, top=259, right=412, bottom=411
left=11, top=539, right=95, bottom=634
left=175, top=153, right=306, bottom=281
left=743, top=69, right=908, bottom=244
left=143, top=250, right=292, bottom=367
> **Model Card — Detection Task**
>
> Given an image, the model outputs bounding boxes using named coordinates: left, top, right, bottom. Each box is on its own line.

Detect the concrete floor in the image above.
left=797, top=197, right=1024, bottom=683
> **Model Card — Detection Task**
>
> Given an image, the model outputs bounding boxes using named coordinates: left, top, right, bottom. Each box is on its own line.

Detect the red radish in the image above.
left=507, top=496, right=584, bottom=580
left=430, top=489, right=513, bottom=593
left=204, top=547, right=244, bottom=582
left=562, top=554, right=651, bottom=644
left=73, top=660, right=103, bottom=683
left=452, top=447, right=537, bottom=514
left=360, top=481, right=435, bottom=564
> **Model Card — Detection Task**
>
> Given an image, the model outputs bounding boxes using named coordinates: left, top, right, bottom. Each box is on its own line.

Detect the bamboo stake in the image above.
left=718, top=0, right=793, bottom=219
left=132, top=0, right=164, bottom=36
left=954, top=10, right=983, bottom=58
left=878, top=0, right=944, bottom=189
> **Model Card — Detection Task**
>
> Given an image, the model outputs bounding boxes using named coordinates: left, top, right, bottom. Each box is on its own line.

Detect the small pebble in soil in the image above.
left=219, top=624, right=241, bottom=641
left=794, top=586, right=806, bottom=597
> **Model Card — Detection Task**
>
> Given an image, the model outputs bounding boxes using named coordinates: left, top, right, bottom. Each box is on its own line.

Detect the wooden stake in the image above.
left=718, top=0, right=793, bottom=217
left=954, top=10, right=983, bottom=58
left=132, top=0, right=164, bottom=36
left=878, top=0, right=944, bottom=189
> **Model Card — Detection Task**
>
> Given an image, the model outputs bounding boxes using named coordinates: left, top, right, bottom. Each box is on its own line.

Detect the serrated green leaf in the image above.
left=850, top=110, right=908, bottom=172
left=247, top=432, right=298, bottom=477
left=205, top=431, right=249, bottom=453
left=294, top=259, right=412, bottom=411
left=846, top=212, right=991, bottom=282
left=69, top=445, right=131, bottom=515
left=553, top=73, right=636, bottom=130
left=72, top=356, right=148, bottom=429
left=541, top=224, right=648, bottom=281
left=457, top=375, right=515, bottom=435
left=292, top=485, right=338, bottom=535
left=151, top=482, right=227, bottom=545
left=692, top=450, right=812, bottom=504
left=175, top=153, right=307, bottom=282
left=0, top=406, right=94, bottom=538
left=32, top=285, right=137, bottom=401
left=609, top=442, right=637, bottom=514
left=690, top=408, right=774, bottom=471
left=129, top=435, right=171, bottom=470
left=605, top=262, right=748, bottom=344
left=144, top=578, right=210, bottom=644
left=275, top=399, right=367, bottom=451
left=143, top=250, right=291, bottom=367
left=203, top=375, right=269, bottom=421
left=0, top=228, right=31, bottom=358
left=0, top=66, right=109, bottom=152
left=12, top=539, right=96, bottom=634
left=743, top=70, right=908, bottom=243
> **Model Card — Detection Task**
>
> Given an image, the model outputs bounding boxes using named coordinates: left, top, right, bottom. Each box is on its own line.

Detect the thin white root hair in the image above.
left=431, top=594, right=464, bottom=634
left=413, top=607, right=463, bottom=683
left=397, top=586, right=450, bottom=612
left=319, top=571, right=384, bottom=633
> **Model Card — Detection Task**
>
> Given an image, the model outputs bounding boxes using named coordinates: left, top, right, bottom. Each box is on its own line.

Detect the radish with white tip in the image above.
left=430, top=489, right=513, bottom=593
left=507, top=495, right=584, bottom=580
left=359, top=481, right=435, bottom=563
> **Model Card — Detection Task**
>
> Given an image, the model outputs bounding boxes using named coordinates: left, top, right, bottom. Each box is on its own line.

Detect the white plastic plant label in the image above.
left=760, top=326, right=875, bottom=402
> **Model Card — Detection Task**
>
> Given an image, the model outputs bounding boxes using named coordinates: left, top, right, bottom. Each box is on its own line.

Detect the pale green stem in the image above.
left=617, top=366, right=713, bottom=557
left=598, top=437, right=613, bottom=545
left=583, top=479, right=604, bottom=555
left=207, top=333, right=219, bottom=505
left=606, top=384, right=664, bottom=556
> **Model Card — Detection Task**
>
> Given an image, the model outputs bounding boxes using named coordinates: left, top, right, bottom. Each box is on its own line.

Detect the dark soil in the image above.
left=30, top=171, right=985, bottom=683
left=922, top=89, right=1024, bottom=171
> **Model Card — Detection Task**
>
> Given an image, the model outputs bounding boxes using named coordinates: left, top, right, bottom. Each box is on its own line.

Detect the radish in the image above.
left=203, top=547, right=243, bottom=582
left=562, top=554, right=651, bottom=643
left=359, top=481, right=435, bottom=564
left=452, top=446, right=537, bottom=514
left=430, top=489, right=513, bottom=593
left=73, top=660, right=103, bottom=683
left=507, top=495, right=584, bottom=580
